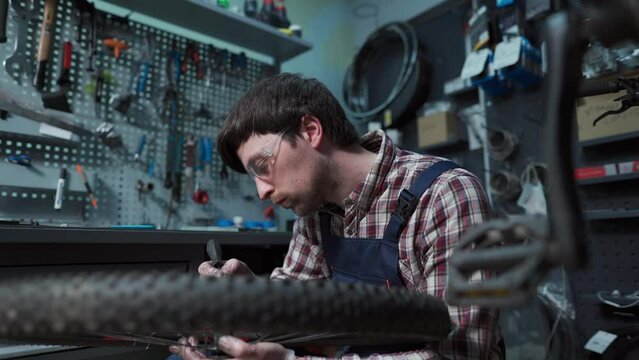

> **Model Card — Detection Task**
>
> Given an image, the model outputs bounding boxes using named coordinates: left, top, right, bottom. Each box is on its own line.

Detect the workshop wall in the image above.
left=0, top=0, right=281, bottom=230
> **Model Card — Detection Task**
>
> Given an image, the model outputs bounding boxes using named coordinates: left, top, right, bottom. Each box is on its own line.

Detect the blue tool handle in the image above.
left=137, top=62, right=150, bottom=95
left=204, top=137, right=213, bottom=163
left=136, top=134, right=146, bottom=155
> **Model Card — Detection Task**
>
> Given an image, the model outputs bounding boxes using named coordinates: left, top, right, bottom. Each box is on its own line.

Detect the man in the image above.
left=170, top=73, right=503, bottom=360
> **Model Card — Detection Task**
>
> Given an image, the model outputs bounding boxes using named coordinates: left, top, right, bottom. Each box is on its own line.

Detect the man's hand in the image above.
left=218, top=335, right=293, bottom=360
left=169, top=336, right=294, bottom=360
left=198, top=258, right=255, bottom=278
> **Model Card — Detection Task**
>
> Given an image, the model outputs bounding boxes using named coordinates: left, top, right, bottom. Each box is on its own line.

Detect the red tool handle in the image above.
left=62, top=41, right=72, bottom=69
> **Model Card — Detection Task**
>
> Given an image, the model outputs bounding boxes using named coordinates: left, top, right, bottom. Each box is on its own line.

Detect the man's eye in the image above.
left=254, top=159, right=269, bottom=174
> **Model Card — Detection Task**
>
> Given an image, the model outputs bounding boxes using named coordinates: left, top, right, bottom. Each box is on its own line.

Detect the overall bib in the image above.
left=320, top=161, right=459, bottom=355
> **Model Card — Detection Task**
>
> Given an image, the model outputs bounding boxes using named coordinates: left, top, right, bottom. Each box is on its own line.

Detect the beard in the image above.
left=288, top=155, right=330, bottom=217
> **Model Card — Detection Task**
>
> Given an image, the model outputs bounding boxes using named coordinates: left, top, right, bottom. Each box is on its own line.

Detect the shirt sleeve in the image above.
left=270, top=215, right=328, bottom=281
left=417, top=171, right=502, bottom=360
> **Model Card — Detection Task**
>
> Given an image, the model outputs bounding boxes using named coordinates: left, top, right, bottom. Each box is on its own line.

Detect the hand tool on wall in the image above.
left=53, top=168, right=66, bottom=210
left=172, top=135, right=184, bottom=202
left=33, top=0, right=59, bottom=91
left=135, top=179, right=154, bottom=201
left=0, top=89, right=91, bottom=136
left=95, top=122, right=122, bottom=149
left=133, top=134, right=146, bottom=161
left=0, top=0, right=8, bottom=43
left=109, top=63, right=137, bottom=115
left=42, top=41, right=72, bottom=113
left=184, top=136, right=196, bottom=196
left=73, top=0, right=97, bottom=71
left=104, top=38, right=128, bottom=59
left=193, top=137, right=209, bottom=205
left=6, top=153, right=32, bottom=166
left=76, top=163, right=98, bottom=208
left=5, top=0, right=39, bottom=84
left=181, top=41, right=204, bottom=79
left=93, top=68, right=105, bottom=117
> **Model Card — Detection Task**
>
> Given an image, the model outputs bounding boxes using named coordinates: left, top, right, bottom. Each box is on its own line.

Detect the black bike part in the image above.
left=0, top=272, right=451, bottom=344
left=544, top=9, right=588, bottom=268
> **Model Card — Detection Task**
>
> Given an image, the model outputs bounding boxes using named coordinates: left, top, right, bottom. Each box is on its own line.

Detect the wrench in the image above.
left=4, top=0, right=39, bottom=84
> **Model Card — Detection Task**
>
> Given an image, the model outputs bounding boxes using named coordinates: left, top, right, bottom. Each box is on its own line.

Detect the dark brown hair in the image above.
left=217, top=73, right=359, bottom=173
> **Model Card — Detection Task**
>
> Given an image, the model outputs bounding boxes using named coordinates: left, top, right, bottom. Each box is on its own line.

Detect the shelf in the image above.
left=577, top=172, right=639, bottom=186
left=101, top=0, right=313, bottom=63
left=580, top=130, right=639, bottom=148
left=0, top=163, right=86, bottom=193
left=584, top=209, right=639, bottom=221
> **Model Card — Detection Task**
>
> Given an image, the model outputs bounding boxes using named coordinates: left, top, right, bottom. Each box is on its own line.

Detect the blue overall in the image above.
left=320, top=161, right=459, bottom=355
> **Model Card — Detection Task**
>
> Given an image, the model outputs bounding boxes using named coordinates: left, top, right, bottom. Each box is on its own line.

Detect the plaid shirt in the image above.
left=271, top=130, right=503, bottom=360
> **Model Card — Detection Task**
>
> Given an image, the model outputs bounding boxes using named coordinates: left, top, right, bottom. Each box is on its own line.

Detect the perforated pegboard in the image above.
left=0, top=0, right=279, bottom=229
left=484, top=72, right=639, bottom=339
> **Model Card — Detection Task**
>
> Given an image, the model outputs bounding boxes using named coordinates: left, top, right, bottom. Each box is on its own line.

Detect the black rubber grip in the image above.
left=578, top=78, right=623, bottom=97
left=33, top=60, right=48, bottom=90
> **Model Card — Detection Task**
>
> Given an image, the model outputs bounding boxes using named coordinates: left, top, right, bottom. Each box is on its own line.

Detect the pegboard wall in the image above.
left=484, top=42, right=639, bottom=343
left=0, top=0, right=278, bottom=229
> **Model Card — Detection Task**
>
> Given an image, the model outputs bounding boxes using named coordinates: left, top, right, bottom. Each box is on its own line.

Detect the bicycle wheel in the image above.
left=0, top=271, right=451, bottom=346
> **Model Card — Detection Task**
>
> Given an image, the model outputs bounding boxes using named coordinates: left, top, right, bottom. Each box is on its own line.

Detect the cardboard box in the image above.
left=417, top=112, right=458, bottom=148
left=576, top=91, right=639, bottom=142
left=618, top=161, right=639, bottom=174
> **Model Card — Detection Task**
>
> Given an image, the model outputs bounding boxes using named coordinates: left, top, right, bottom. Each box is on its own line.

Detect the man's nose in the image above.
left=255, top=177, right=274, bottom=200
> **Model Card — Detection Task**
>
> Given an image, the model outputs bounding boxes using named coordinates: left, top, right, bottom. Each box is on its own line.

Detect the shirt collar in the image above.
left=346, top=129, right=397, bottom=213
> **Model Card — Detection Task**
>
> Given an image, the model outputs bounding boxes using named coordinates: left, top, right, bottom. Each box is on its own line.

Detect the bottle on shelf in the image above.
left=244, top=0, right=258, bottom=18
left=274, top=0, right=290, bottom=28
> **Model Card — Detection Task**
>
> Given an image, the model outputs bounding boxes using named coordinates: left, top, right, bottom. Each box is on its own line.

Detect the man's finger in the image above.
left=198, top=261, right=223, bottom=277
left=218, top=335, right=256, bottom=358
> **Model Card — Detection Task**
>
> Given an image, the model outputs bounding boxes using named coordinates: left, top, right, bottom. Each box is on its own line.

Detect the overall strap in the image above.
left=382, top=161, right=459, bottom=243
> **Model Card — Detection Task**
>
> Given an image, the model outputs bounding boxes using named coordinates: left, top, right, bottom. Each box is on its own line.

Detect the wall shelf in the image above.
left=578, top=172, right=639, bottom=186
left=101, top=0, right=313, bottom=63
left=580, top=130, right=639, bottom=148
left=584, top=209, right=639, bottom=221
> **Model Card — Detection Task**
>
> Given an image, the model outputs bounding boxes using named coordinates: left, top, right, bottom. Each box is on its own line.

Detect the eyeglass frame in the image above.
left=246, top=125, right=294, bottom=181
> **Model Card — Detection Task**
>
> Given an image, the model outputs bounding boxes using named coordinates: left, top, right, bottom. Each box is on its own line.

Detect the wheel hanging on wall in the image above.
left=343, top=22, right=430, bottom=128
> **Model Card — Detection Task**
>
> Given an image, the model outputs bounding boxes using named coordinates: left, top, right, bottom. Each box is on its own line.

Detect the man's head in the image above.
left=217, top=73, right=359, bottom=215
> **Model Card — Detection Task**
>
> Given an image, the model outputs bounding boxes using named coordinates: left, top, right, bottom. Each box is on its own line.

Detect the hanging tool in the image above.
left=135, top=34, right=153, bottom=95
left=0, top=0, right=8, bottom=43
left=193, top=137, right=209, bottom=205
left=6, top=153, right=32, bottom=167
left=76, top=163, right=98, bottom=208
left=95, top=122, right=123, bottom=149
left=33, top=0, right=58, bottom=91
left=42, top=41, right=73, bottom=113
left=4, top=0, right=39, bottom=84
left=133, top=134, right=146, bottom=161
left=103, top=38, right=128, bottom=59
left=93, top=68, right=105, bottom=117
left=592, top=77, right=639, bottom=126
left=184, top=136, right=196, bottom=196
left=53, top=168, right=66, bottom=210
left=202, top=136, right=213, bottom=180
left=135, top=179, right=154, bottom=201
left=109, top=63, right=138, bottom=115
left=182, top=41, right=204, bottom=79
left=73, top=0, right=97, bottom=71
left=172, top=136, right=184, bottom=202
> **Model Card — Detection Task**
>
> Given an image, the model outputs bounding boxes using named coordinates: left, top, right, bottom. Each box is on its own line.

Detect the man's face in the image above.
left=237, top=131, right=325, bottom=216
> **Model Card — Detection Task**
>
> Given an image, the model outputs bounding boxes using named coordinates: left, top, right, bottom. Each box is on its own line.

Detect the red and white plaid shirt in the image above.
left=271, top=130, right=503, bottom=360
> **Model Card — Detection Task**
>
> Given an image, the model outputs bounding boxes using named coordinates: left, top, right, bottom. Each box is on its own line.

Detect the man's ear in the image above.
left=300, top=115, right=323, bottom=149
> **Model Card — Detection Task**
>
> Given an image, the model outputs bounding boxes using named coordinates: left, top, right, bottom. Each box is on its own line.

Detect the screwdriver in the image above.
left=76, top=163, right=98, bottom=208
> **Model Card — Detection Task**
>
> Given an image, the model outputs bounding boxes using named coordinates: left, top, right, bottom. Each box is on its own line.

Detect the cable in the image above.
left=343, top=22, right=425, bottom=124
